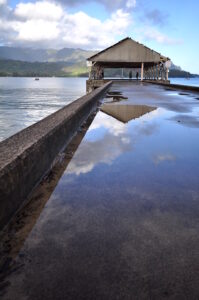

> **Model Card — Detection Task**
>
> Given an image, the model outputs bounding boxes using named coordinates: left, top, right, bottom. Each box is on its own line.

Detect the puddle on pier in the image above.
left=178, top=92, right=190, bottom=96
left=1, top=81, right=199, bottom=299
left=104, top=90, right=128, bottom=103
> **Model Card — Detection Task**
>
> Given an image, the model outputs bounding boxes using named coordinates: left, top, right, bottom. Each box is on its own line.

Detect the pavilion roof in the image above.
left=87, top=37, right=170, bottom=68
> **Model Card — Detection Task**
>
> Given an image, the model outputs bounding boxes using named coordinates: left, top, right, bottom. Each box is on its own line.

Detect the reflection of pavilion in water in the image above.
left=101, top=104, right=157, bottom=123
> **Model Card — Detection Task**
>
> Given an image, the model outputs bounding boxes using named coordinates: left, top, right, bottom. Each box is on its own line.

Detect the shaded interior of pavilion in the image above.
left=89, top=61, right=170, bottom=82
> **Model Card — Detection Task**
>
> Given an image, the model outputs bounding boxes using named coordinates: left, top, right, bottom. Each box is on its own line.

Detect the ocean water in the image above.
left=0, top=77, right=87, bottom=141
left=170, top=77, right=199, bottom=86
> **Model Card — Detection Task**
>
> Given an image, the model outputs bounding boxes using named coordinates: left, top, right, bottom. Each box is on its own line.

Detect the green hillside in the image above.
left=0, top=59, right=197, bottom=78
left=0, top=46, right=96, bottom=63
left=0, top=59, right=88, bottom=77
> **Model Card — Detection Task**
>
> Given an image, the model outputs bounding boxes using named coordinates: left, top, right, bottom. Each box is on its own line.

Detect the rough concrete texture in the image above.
left=86, top=79, right=108, bottom=93
left=0, top=81, right=112, bottom=230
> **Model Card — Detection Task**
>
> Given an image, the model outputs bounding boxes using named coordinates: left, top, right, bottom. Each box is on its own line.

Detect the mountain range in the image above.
left=0, top=46, right=197, bottom=78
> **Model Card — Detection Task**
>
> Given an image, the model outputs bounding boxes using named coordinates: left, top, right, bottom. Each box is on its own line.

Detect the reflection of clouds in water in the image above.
left=153, top=154, right=176, bottom=165
left=66, top=129, right=131, bottom=176
left=89, top=111, right=127, bottom=136
left=139, top=107, right=165, bottom=121
left=89, top=107, right=162, bottom=137
left=128, top=108, right=164, bottom=138
left=66, top=111, right=159, bottom=176
left=169, top=114, right=199, bottom=128
left=135, top=122, right=159, bottom=136
left=66, top=112, right=130, bottom=176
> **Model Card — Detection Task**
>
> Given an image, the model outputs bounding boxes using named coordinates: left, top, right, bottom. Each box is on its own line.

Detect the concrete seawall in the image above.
left=0, top=81, right=112, bottom=230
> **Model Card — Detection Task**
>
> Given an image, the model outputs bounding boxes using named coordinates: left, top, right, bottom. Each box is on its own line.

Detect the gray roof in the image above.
left=87, top=37, right=170, bottom=68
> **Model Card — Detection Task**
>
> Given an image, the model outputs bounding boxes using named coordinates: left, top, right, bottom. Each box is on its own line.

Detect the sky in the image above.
left=0, top=0, right=198, bottom=73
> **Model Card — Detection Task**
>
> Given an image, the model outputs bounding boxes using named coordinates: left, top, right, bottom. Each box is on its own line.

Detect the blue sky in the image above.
left=0, top=0, right=198, bottom=73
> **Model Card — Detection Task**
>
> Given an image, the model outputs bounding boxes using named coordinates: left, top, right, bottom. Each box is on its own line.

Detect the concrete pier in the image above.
left=0, top=81, right=112, bottom=230
left=1, top=81, right=199, bottom=299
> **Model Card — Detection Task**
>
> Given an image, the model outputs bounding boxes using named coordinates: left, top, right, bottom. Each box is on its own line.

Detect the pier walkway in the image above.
left=1, top=81, right=199, bottom=299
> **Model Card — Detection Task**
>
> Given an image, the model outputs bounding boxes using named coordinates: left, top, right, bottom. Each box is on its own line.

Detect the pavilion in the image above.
left=86, top=37, right=171, bottom=92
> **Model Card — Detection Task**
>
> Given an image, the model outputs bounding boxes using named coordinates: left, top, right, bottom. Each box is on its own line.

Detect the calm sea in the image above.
left=0, top=77, right=199, bottom=142
left=0, top=77, right=87, bottom=141
left=170, top=77, right=199, bottom=86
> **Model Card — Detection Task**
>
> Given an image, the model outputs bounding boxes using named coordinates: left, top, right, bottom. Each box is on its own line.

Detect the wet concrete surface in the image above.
left=1, top=81, right=199, bottom=299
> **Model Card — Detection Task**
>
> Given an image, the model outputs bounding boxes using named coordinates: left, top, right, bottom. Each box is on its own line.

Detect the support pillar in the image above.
left=157, top=65, right=159, bottom=80
left=161, top=66, right=163, bottom=81
left=156, top=65, right=158, bottom=80
left=141, top=62, right=144, bottom=81
left=166, top=68, right=169, bottom=81
left=153, top=66, right=156, bottom=80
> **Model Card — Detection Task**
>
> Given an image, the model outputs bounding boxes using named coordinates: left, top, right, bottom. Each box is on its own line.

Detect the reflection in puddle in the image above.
left=169, top=114, right=199, bottom=128
left=165, top=88, right=176, bottom=91
left=107, top=91, right=122, bottom=96
left=105, top=90, right=128, bottom=103
left=101, top=104, right=157, bottom=123
left=167, top=92, right=179, bottom=97
left=106, top=95, right=128, bottom=100
left=179, top=92, right=190, bottom=96
left=104, top=96, right=127, bottom=104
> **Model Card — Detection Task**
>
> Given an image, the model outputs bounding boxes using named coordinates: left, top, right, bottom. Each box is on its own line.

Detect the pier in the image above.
left=1, top=39, right=199, bottom=300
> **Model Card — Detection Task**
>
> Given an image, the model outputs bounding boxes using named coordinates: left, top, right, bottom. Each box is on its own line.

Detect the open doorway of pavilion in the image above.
left=104, top=68, right=140, bottom=80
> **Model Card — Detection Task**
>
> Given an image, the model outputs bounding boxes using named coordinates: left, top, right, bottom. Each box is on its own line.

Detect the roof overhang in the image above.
left=87, top=37, right=170, bottom=67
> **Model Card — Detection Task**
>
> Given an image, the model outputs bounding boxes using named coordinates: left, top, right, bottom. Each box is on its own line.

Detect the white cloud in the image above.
left=0, top=0, right=132, bottom=48
left=0, top=0, right=6, bottom=5
left=142, top=27, right=182, bottom=45
left=15, top=19, right=60, bottom=42
left=14, top=1, right=63, bottom=21
left=126, top=0, right=136, bottom=8
left=0, top=0, right=181, bottom=49
left=62, top=9, right=131, bottom=49
left=0, top=19, right=12, bottom=30
left=104, top=9, right=131, bottom=35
